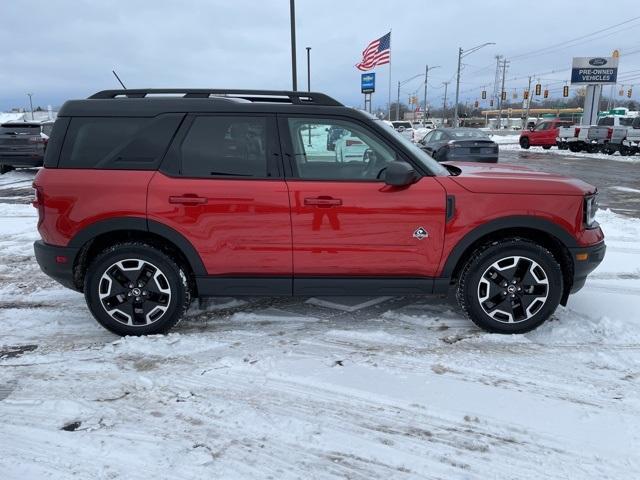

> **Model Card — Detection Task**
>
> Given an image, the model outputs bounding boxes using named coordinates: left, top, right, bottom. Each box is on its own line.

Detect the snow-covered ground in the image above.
left=1, top=181, right=639, bottom=478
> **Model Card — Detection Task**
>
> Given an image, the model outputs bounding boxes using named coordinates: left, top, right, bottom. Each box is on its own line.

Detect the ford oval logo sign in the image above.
left=589, top=58, right=607, bottom=66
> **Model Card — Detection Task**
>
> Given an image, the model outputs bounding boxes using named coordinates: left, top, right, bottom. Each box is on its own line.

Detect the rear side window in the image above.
left=59, top=114, right=183, bottom=169
left=179, top=116, right=268, bottom=178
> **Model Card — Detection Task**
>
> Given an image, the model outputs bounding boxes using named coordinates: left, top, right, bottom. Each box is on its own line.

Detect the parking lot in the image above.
left=1, top=148, right=639, bottom=478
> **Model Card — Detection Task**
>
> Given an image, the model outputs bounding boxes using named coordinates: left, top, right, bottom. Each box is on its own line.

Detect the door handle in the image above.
left=304, top=196, right=342, bottom=207
left=169, top=195, right=208, bottom=205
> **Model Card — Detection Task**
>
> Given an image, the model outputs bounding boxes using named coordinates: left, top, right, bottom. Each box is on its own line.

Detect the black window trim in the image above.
left=160, top=112, right=284, bottom=180
left=277, top=113, right=430, bottom=182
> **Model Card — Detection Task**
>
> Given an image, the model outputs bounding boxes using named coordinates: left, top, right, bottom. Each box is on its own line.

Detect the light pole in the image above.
left=454, top=42, right=495, bottom=127
left=289, top=0, right=297, bottom=91
left=306, top=46, right=312, bottom=146
left=27, top=93, right=34, bottom=120
left=442, top=81, right=449, bottom=126
left=396, top=73, right=425, bottom=121
left=423, top=65, right=440, bottom=122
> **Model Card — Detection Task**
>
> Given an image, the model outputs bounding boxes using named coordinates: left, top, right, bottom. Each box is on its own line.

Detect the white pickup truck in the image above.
left=557, top=115, right=638, bottom=155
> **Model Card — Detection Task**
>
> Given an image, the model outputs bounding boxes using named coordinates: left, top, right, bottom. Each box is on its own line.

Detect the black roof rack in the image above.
left=88, top=89, right=343, bottom=106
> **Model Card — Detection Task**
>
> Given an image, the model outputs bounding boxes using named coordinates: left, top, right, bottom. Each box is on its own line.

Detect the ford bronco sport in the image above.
left=33, top=89, right=605, bottom=336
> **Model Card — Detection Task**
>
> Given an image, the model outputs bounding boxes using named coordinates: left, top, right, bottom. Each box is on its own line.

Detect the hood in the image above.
left=446, top=162, right=596, bottom=196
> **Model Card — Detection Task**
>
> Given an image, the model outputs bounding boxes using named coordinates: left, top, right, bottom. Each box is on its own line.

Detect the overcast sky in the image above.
left=1, top=0, right=639, bottom=112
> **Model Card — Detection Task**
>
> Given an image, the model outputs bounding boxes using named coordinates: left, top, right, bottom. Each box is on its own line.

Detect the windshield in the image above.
left=448, top=129, right=490, bottom=139
left=375, top=120, right=449, bottom=176
left=0, top=125, right=40, bottom=135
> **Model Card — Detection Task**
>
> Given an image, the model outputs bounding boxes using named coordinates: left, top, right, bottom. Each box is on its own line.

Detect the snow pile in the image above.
left=491, top=134, right=520, bottom=145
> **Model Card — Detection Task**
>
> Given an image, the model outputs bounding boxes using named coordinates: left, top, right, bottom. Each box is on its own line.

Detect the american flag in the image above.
left=355, top=32, right=391, bottom=71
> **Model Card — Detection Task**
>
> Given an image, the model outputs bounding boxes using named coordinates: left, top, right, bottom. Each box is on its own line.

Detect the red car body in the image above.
left=34, top=163, right=603, bottom=288
left=520, top=119, right=573, bottom=148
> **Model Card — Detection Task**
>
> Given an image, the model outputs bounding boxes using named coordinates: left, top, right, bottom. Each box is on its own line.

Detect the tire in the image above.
left=587, top=145, right=600, bottom=154
left=84, top=242, right=191, bottom=336
left=456, top=238, right=563, bottom=334
left=568, top=143, right=582, bottom=153
left=519, top=137, right=530, bottom=149
left=542, top=145, right=552, bottom=150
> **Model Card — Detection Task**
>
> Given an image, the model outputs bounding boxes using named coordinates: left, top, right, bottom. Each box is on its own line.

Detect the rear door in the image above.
left=147, top=114, right=292, bottom=289
left=280, top=115, right=446, bottom=284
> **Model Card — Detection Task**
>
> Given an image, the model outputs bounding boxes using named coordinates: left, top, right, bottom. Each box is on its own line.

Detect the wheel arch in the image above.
left=68, top=217, right=206, bottom=292
left=441, top=217, right=576, bottom=305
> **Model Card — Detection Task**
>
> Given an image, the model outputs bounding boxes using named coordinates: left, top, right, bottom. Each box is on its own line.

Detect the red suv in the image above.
left=33, top=89, right=605, bottom=336
left=519, top=119, right=573, bottom=150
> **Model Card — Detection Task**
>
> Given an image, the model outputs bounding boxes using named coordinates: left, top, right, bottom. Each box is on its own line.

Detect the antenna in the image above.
left=112, top=70, right=127, bottom=89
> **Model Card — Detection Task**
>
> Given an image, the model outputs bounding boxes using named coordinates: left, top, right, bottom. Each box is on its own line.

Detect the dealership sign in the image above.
left=361, top=73, right=375, bottom=93
left=570, top=57, right=618, bottom=84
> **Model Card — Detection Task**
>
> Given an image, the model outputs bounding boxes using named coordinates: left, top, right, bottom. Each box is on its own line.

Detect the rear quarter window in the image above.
left=58, top=114, right=183, bottom=169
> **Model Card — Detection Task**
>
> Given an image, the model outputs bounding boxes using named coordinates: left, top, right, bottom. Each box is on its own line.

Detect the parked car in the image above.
left=418, top=128, right=498, bottom=163
left=334, top=131, right=369, bottom=162
left=390, top=121, right=415, bottom=141
left=33, top=88, right=605, bottom=336
left=326, top=125, right=348, bottom=151
left=0, top=121, right=53, bottom=173
left=622, top=117, right=640, bottom=155
left=519, top=119, right=573, bottom=150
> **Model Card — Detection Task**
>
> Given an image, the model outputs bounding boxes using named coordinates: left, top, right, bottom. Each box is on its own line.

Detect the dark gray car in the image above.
left=418, top=128, right=498, bottom=163
left=0, top=121, right=54, bottom=173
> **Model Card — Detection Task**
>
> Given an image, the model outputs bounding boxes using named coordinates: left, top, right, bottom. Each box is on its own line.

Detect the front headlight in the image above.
left=584, top=193, right=598, bottom=228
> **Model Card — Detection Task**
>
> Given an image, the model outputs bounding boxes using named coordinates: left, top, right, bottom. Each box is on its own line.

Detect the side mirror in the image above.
left=384, top=161, right=416, bottom=187
left=529, top=126, right=534, bottom=131
left=325, top=128, right=330, bottom=132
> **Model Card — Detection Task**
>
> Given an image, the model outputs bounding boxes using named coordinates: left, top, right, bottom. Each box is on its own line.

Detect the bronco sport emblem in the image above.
left=413, top=227, right=428, bottom=240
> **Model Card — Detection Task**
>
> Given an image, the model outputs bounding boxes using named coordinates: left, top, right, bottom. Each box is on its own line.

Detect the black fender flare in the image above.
left=440, top=215, right=577, bottom=279
left=67, top=216, right=207, bottom=275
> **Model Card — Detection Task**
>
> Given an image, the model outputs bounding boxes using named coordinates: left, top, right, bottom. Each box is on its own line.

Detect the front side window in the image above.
left=180, top=116, right=268, bottom=178
left=287, top=118, right=397, bottom=180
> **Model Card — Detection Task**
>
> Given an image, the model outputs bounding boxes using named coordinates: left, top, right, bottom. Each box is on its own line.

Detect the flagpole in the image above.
left=387, top=29, right=392, bottom=120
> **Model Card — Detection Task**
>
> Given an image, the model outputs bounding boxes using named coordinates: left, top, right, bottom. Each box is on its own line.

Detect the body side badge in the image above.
left=413, top=227, right=428, bottom=240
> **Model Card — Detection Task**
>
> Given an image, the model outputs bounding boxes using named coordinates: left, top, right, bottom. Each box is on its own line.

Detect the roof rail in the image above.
left=88, top=89, right=343, bottom=106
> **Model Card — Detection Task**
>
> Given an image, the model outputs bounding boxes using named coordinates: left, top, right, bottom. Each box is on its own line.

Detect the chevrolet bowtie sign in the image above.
left=571, top=57, right=618, bottom=84
left=361, top=73, right=375, bottom=94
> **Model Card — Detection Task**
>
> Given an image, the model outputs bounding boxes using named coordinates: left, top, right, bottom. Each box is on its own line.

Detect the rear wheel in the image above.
left=519, top=137, right=530, bottom=149
left=568, top=143, right=582, bottom=152
left=542, top=145, right=552, bottom=150
left=84, top=242, right=191, bottom=336
left=456, top=239, right=563, bottom=334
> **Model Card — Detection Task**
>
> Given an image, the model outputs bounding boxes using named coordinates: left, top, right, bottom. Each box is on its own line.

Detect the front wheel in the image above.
left=568, top=143, right=582, bottom=152
left=84, top=242, right=191, bottom=336
left=456, top=239, right=563, bottom=334
left=519, top=137, right=530, bottom=149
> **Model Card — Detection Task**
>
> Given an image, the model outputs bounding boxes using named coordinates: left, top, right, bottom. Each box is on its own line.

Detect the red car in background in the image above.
left=519, top=119, right=573, bottom=150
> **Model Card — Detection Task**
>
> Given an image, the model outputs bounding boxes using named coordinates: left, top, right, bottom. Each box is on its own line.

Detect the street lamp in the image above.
left=306, top=46, right=311, bottom=146
left=423, top=65, right=440, bottom=122
left=289, top=0, right=297, bottom=91
left=27, top=93, right=34, bottom=120
left=396, top=73, right=424, bottom=121
left=454, top=42, right=495, bottom=127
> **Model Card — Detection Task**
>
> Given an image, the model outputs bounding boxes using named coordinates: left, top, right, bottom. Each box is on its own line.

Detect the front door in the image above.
left=147, top=114, right=292, bottom=287
left=280, top=116, right=446, bottom=282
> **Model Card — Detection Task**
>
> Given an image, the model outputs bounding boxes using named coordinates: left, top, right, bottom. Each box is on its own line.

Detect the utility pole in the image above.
left=496, top=58, right=508, bottom=130
left=396, top=81, right=401, bottom=121
left=442, top=81, right=449, bottom=126
left=27, top=93, right=34, bottom=120
left=454, top=43, right=495, bottom=128
left=289, top=0, right=297, bottom=91
left=492, top=55, right=502, bottom=109
left=454, top=48, right=462, bottom=127
left=424, top=65, right=440, bottom=122
left=524, top=75, right=532, bottom=130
